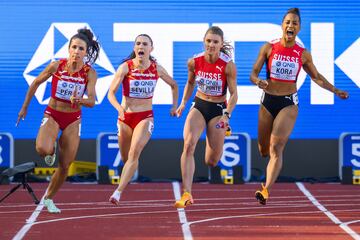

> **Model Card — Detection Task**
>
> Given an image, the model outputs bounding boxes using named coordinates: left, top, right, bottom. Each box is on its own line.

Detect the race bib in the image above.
left=129, top=79, right=157, bottom=98
left=270, top=60, right=300, bottom=82
left=195, top=77, right=223, bottom=96
left=55, top=80, right=86, bottom=101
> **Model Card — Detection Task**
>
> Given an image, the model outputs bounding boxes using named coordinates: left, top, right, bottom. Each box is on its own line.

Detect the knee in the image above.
left=269, top=142, right=285, bottom=158
left=128, top=148, right=141, bottom=161
left=57, top=162, right=71, bottom=175
left=36, top=144, right=51, bottom=157
left=121, top=152, right=128, bottom=163
left=205, top=159, right=218, bottom=167
left=258, top=146, right=269, bottom=158
left=183, top=141, right=196, bottom=156
left=205, top=152, right=222, bottom=167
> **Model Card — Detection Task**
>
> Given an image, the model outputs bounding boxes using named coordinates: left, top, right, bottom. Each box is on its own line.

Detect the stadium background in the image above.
left=0, top=0, right=359, bottom=180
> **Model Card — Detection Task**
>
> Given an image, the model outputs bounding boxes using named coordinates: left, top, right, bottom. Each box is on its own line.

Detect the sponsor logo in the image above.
left=216, top=65, right=223, bottom=71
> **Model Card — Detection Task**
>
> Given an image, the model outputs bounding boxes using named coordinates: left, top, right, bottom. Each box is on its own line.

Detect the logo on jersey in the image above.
left=23, top=23, right=115, bottom=105
left=216, top=65, right=224, bottom=72
left=293, top=49, right=300, bottom=56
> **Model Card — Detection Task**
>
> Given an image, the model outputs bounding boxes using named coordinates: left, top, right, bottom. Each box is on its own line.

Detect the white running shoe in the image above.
left=44, top=198, right=61, bottom=213
left=44, top=142, right=57, bottom=166
left=109, top=190, right=121, bottom=205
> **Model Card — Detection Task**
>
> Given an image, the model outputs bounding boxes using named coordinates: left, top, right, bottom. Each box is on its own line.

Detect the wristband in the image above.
left=223, top=110, right=231, bottom=119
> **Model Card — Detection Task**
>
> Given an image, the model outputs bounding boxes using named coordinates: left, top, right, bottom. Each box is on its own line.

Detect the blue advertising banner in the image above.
left=1, top=0, right=359, bottom=139
left=217, top=132, right=251, bottom=182
left=96, top=132, right=138, bottom=180
left=0, top=133, right=14, bottom=169
left=339, top=132, right=360, bottom=179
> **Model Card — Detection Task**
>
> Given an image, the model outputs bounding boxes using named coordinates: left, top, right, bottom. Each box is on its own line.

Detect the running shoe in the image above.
left=255, top=183, right=269, bottom=205
left=44, top=198, right=61, bottom=213
left=174, top=192, right=193, bottom=208
left=44, top=141, right=57, bottom=166
left=109, top=190, right=121, bottom=205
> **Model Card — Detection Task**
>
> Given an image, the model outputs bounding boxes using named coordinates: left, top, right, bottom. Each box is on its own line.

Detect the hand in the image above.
left=118, top=108, right=125, bottom=121
left=170, top=105, right=177, bottom=117
left=219, top=115, right=229, bottom=128
left=257, top=79, right=269, bottom=89
left=16, top=107, right=27, bottom=127
left=175, top=103, right=186, bottom=117
left=70, top=95, right=81, bottom=108
left=335, top=89, right=349, bottom=99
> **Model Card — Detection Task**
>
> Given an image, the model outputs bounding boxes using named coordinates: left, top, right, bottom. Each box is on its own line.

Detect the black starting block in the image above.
left=341, top=166, right=353, bottom=184
left=209, top=165, right=244, bottom=184
left=0, top=162, right=40, bottom=204
left=97, top=165, right=110, bottom=184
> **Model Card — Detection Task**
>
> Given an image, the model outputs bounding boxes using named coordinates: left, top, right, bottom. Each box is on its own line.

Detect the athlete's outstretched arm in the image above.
left=224, top=61, right=238, bottom=115
left=250, top=43, right=271, bottom=89
left=176, top=58, right=196, bottom=117
left=157, top=64, right=179, bottom=116
left=302, top=50, right=348, bottom=99
left=107, top=63, right=128, bottom=120
left=17, top=61, right=59, bottom=126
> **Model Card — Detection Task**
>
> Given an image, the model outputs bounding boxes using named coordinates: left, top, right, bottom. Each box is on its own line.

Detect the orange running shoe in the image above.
left=255, top=183, right=269, bottom=205
left=174, top=192, right=194, bottom=208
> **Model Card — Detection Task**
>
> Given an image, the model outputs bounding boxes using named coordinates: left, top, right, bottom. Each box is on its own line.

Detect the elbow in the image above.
left=88, top=101, right=96, bottom=108
left=107, top=90, right=114, bottom=102
left=233, top=92, right=238, bottom=103
left=172, top=82, right=178, bottom=91
left=85, top=99, right=96, bottom=108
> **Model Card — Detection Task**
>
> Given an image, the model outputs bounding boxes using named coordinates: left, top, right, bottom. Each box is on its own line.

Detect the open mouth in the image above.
left=138, top=51, right=145, bottom=56
left=287, top=30, right=294, bottom=37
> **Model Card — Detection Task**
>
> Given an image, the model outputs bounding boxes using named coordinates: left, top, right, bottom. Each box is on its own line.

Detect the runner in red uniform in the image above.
left=17, top=28, right=100, bottom=213
left=174, top=26, right=238, bottom=208
left=250, top=8, right=349, bottom=205
left=108, top=34, right=179, bottom=205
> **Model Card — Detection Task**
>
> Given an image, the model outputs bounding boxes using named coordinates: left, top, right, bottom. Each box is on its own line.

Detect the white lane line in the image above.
left=172, top=182, right=193, bottom=240
left=296, top=182, right=360, bottom=240
left=12, top=195, right=45, bottom=240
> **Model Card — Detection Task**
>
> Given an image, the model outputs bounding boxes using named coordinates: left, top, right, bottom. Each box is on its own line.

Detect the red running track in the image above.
left=0, top=182, right=359, bottom=240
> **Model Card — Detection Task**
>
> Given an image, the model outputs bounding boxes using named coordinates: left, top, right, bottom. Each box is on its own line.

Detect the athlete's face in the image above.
left=68, top=38, right=87, bottom=63
left=134, top=36, right=153, bottom=60
left=204, top=33, right=223, bottom=55
left=282, top=13, right=301, bottom=42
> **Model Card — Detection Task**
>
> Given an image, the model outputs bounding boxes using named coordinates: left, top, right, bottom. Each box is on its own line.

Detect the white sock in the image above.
left=111, top=190, right=121, bottom=201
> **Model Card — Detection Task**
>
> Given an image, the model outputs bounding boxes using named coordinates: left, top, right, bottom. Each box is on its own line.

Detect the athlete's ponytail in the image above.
left=69, top=28, right=100, bottom=65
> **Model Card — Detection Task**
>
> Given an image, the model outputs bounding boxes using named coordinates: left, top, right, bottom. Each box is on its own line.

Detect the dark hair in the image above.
left=69, top=28, right=100, bottom=65
left=122, top=34, right=156, bottom=63
left=204, top=26, right=233, bottom=58
left=282, top=8, right=301, bottom=24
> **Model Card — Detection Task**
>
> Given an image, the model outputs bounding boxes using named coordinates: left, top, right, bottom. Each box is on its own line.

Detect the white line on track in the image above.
left=12, top=195, right=45, bottom=240
left=172, top=182, right=193, bottom=240
left=296, top=182, right=360, bottom=240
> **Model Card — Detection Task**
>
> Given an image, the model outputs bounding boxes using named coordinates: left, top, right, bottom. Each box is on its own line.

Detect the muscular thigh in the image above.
left=271, top=105, right=298, bottom=139
left=36, top=115, right=60, bottom=151
left=59, top=120, right=81, bottom=165
left=258, top=105, right=273, bottom=148
left=117, top=121, right=133, bottom=162
left=206, top=116, right=225, bottom=152
left=130, top=118, right=154, bottom=152
left=183, top=108, right=206, bottom=145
